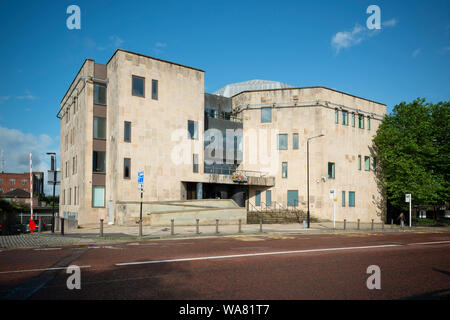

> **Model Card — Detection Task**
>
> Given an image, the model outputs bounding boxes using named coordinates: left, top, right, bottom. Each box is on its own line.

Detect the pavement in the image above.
left=1, top=221, right=448, bottom=249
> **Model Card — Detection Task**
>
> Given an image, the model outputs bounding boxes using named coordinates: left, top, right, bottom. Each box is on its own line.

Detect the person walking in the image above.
left=398, top=212, right=405, bottom=228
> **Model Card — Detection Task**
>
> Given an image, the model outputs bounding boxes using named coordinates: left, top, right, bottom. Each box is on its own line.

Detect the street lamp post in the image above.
left=46, top=152, right=57, bottom=233
left=307, top=134, right=324, bottom=228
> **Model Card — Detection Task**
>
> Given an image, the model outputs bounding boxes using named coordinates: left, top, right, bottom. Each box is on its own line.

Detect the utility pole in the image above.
left=47, top=152, right=58, bottom=233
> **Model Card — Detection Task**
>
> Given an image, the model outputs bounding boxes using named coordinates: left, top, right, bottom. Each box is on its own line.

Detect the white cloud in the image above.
left=109, top=35, right=124, bottom=48
left=153, top=42, right=167, bottom=55
left=0, top=126, right=58, bottom=195
left=412, top=48, right=421, bottom=58
left=16, top=90, right=36, bottom=100
left=331, top=18, right=397, bottom=54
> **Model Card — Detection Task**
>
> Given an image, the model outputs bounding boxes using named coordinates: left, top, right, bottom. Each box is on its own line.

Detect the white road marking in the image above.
left=115, top=244, right=400, bottom=266
left=34, top=248, right=62, bottom=251
left=115, top=240, right=450, bottom=267
left=0, top=265, right=91, bottom=275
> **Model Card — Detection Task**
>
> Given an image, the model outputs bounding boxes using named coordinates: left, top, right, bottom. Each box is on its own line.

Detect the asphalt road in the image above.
left=0, top=231, right=449, bottom=300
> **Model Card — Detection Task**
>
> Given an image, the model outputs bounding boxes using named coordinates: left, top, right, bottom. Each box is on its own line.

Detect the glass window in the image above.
left=94, top=83, right=107, bottom=105
left=124, top=158, right=131, bottom=179
left=255, top=190, right=261, bottom=206
left=351, top=113, right=355, bottom=127
left=282, top=162, right=288, bottom=178
left=349, top=191, right=355, bottom=207
left=367, top=117, right=371, bottom=130
left=93, top=151, right=106, bottom=173
left=92, top=186, right=105, bottom=207
left=261, top=108, right=271, bottom=123
left=21, top=179, right=27, bottom=185
left=287, top=190, right=298, bottom=206
left=10, top=179, right=15, bottom=185
left=132, top=76, right=145, bottom=97
left=93, top=117, right=106, bottom=139
left=342, top=191, right=346, bottom=207
left=335, top=109, right=339, bottom=124
left=188, top=120, right=198, bottom=139
left=266, top=190, right=272, bottom=207
left=358, top=114, right=365, bottom=129
left=152, top=79, right=158, bottom=100
left=124, top=121, right=131, bottom=142
left=364, top=156, right=370, bottom=171
left=193, top=154, right=198, bottom=173
left=342, top=110, right=348, bottom=125
left=328, top=162, right=335, bottom=179
left=293, top=133, right=299, bottom=150
left=358, top=155, right=361, bottom=170
left=278, top=134, right=288, bottom=150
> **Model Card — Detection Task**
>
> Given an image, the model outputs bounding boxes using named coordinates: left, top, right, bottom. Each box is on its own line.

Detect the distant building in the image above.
left=58, top=49, right=386, bottom=225
left=0, top=172, right=44, bottom=198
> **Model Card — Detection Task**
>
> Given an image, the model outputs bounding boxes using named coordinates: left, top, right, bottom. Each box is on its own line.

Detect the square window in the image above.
left=132, top=76, right=145, bottom=97
left=293, top=133, right=299, bottom=149
left=93, top=117, right=106, bottom=139
left=152, top=79, right=158, bottom=100
left=328, top=162, right=335, bottom=179
left=93, top=151, right=106, bottom=173
left=349, top=191, right=355, bottom=207
left=188, top=120, right=198, bottom=139
left=94, top=83, right=107, bottom=105
left=92, top=186, right=105, bottom=207
left=261, top=108, right=272, bottom=123
left=287, top=190, right=298, bottom=206
left=278, top=134, right=288, bottom=150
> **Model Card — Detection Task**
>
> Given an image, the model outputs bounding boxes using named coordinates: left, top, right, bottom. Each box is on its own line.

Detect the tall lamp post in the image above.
left=307, top=134, right=325, bottom=228
left=46, top=152, right=57, bottom=233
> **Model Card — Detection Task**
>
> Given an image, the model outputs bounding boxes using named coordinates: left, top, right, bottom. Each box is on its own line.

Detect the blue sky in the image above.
left=0, top=0, right=449, bottom=193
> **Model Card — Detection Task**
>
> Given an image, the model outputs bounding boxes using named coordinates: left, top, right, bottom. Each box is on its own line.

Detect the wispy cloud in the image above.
left=16, top=90, right=36, bottom=100
left=412, top=48, right=421, bottom=58
left=331, top=18, right=398, bottom=54
left=153, top=42, right=167, bottom=55
left=0, top=96, right=10, bottom=104
left=109, top=35, right=124, bottom=48
left=85, top=35, right=125, bottom=51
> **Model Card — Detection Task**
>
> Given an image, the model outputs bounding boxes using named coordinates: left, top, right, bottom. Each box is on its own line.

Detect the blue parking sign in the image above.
left=138, top=171, right=144, bottom=183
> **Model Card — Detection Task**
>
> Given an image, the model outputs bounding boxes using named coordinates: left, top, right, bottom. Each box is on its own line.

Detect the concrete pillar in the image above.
left=196, top=182, right=203, bottom=200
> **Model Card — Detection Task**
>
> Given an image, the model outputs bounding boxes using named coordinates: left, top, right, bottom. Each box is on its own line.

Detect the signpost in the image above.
left=330, top=189, right=336, bottom=229
left=405, top=194, right=412, bottom=228
left=138, top=171, right=144, bottom=237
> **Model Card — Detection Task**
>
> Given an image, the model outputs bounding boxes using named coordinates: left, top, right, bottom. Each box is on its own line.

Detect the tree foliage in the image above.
left=373, top=98, right=449, bottom=210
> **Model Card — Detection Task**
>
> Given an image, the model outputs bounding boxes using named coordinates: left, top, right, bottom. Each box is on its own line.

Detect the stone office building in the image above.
left=58, top=49, right=386, bottom=225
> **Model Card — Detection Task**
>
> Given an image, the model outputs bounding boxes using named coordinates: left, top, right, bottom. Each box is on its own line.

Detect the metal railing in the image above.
left=204, top=166, right=269, bottom=178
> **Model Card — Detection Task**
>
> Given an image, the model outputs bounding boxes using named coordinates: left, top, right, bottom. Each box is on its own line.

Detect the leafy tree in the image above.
left=373, top=98, right=449, bottom=210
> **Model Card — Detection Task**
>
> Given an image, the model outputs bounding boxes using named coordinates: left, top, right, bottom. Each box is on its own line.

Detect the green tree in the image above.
left=373, top=98, right=449, bottom=210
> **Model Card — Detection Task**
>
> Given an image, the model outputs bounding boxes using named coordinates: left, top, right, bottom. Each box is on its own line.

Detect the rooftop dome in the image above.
left=214, top=79, right=294, bottom=98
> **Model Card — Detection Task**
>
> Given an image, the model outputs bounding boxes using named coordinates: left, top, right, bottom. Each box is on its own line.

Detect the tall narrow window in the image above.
left=358, top=114, right=365, bottom=129
left=287, top=190, right=298, bottom=206
left=342, top=110, right=348, bottom=125
left=152, top=79, right=158, bottom=100
left=278, top=134, right=288, bottom=150
left=351, top=113, right=355, bottom=127
left=293, top=133, right=299, bottom=150
left=72, top=156, right=76, bottom=175
left=92, top=186, right=105, bottom=207
left=69, top=188, right=71, bottom=205
left=342, top=191, right=346, bottom=207
left=132, top=75, right=145, bottom=97
left=93, top=151, right=106, bottom=173
left=124, top=158, right=131, bottom=179
left=367, top=117, right=371, bottom=130
left=349, top=191, right=355, bottom=207
left=188, top=120, right=198, bottom=139
left=266, top=190, right=272, bottom=207
left=358, top=155, right=361, bottom=170
left=255, top=190, right=261, bottom=206
left=335, top=109, right=339, bottom=124
left=93, top=117, right=106, bottom=139
left=124, top=121, right=131, bottom=142
left=328, top=162, right=335, bottom=179
left=193, top=154, right=199, bottom=173
left=261, top=108, right=272, bottom=123
left=94, top=83, right=107, bottom=105
left=282, top=162, right=288, bottom=178
left=364, top=156, right=370, bottom=171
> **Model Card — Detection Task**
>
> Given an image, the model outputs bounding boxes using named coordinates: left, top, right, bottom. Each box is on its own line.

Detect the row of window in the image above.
left=62, top=186, right=78, bottom=206
left=64, top=156, right=78, bottom=178
left=335, top=109, right=371, bottom=130
left=0, top=179, right=28, bottom=186
left=0, top=188, right=28, bottom=193
left=93, top=118, right=132, bottom=142
left=254, top=190, right=357, bottom=207
left=277, top=133, right=299, bottom=150
left=63, top=185, right=104, bottom=207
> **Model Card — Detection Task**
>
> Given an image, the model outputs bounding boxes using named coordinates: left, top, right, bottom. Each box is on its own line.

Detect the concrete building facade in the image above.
left=58, top=49, right=386, bottom=225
